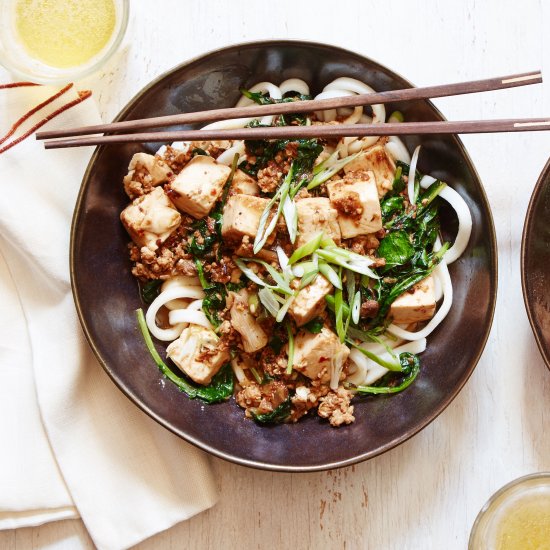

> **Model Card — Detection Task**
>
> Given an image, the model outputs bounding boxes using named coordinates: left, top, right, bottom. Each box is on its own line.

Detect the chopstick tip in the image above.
left=501, top=72, right=543, bottom=85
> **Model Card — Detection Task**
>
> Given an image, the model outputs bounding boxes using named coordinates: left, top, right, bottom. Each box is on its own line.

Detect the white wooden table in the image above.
left=2, top=1, right=550, bottom=548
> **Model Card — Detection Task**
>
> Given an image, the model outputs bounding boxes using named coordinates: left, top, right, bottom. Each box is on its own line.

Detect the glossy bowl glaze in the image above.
left=71, top=40, right=497, bottom=471
left=522, top=158, right=550, bottom=370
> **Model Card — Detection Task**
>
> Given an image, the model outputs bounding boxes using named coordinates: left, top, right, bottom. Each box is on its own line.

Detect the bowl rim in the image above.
left=521, top=156, right=550, bottom=371
left=71, top=39, right=498, bottom=472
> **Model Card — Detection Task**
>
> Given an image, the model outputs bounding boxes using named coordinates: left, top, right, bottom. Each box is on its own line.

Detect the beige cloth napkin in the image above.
left=0, top=85, right=217, bottom=549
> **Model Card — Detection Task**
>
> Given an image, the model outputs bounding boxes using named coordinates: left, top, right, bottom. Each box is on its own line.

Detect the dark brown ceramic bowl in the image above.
left=521, top=158, right=550, bottom=369
left=71, top=40, right=497, bottom=472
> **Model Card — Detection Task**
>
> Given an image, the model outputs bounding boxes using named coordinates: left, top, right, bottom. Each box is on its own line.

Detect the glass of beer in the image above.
left=0, top=0, right=129, bottom=83
left=469, top=472, right=550, bottom=549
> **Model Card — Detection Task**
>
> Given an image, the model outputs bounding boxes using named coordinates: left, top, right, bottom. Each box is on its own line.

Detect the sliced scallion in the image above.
left=249, top=367, right=263, bottom=384
left=252, top=259, right=293, bottom=294
left=299, top=270, right=319, bottom=289
left=307, top=151, right=361, bottom=190
left=289, top=231, right=324, bottom=264
left=318, top=261, right=342, bottom=289
left=345, top=269, right=356, bottom=301
left=276, top=246, right=290, bottom=270
left=254, top=165, right=294, bottom=253
left=334, top=283, right=345, bottom=343
left=316, top=248, right=379, bottom=279
left=325, top=294, right=349, bottom=318
left=236, top=258, right=293, bottom=295
left=286, top=321, right=295, bottom=374
left=258, top=288, right=281, bottom=318
left=312, top=151, right=339, bottom=176
left=234, top=259, right=277, bottom=291
left=220, top=153, right=240, bottom=205
left=282, top=194, right=298, bottom=244
left=276, top=292, right=296, bottom=323
left=351, top=290, right=361, bottom=324
left=347, top=341, right=402, bottom=372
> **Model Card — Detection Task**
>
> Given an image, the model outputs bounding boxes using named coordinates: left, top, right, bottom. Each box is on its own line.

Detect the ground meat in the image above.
left=360, top=299, right=380, bottom=319
left=196, top=345, right=223, bottom=365
left=235, top=235, right=254, bottom=255
left=189, top=140, right=232, bottom=159
left=205, top=216, right=216, bottom=234
left=125, top=179, right=148, bottom=199
left=283, top=141, right=299, bottom=158
left=205, top=255, right=236, bottom=284
left=257, top=381, right=288, bottom=415
left=236, top=380, right=289, bottom=418
left=236, top=383, right=262, bottom=411
left=294, top=187, right=312, bottom=199
left=123, top=155, right=173, bottom=199
left=349, top=234, right=380, bottom=255
left=331, top=189, right=363, bottom=219
left=290, top=383, right=330, bottom=422
left=125, top=170, right=171, bottom=199
left=259, top=346, right=288, bottom=378
left=342, top=169, right=370, bottom=185
left=178, top=259, right=197, bottom=276
left=256, top=143, right=297, bottom=193
left=129, top=226, right=195, bottom=280
left=161, top=146, right=191, bottom=172
left=217, top=319, right=240, bottom=352
left=257, top=163, right=285, bottom=193
left=217, top=319, right=234, bottom=338
left=317, top=387, right=355, bottom=427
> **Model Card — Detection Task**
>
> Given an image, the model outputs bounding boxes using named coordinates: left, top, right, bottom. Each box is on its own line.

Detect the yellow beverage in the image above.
left=495, top=492, right=550, bottom=550
left=14, top=0, right=116, bottom=68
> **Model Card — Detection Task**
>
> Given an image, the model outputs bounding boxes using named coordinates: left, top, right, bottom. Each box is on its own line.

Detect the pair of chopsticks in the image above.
left=37, top=71, right=547, bottom=149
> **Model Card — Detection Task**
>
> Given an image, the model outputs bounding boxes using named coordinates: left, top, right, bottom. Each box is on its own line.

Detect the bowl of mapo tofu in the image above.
left=71, top=41, right=497, bottom=471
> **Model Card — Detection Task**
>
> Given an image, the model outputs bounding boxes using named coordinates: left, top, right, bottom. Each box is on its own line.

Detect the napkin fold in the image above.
left=0, top=85, right=217, bottom=549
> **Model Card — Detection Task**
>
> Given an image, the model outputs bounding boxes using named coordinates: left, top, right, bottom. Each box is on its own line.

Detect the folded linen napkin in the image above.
left=0, top=85, right=217, bottom=549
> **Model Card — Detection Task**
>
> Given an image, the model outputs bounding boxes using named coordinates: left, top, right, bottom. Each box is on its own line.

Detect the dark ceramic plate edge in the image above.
left=521, top=156, right=550, bottom=370
left=70, top=39, right=498, bottom=472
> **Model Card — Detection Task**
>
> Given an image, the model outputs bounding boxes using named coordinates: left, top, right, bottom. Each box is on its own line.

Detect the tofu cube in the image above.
left=343, top=145, right=396, bottom=197
left=120, top=187, right=181, bottom=251
left=168, top=155, right=231, bottom=218
left=389, top=276, right=436, bottom=325
left=292, top=327, right=350, bottom=384
left=296, top=198, right=341, bottom=248
left=327, top=172, right=383, bottom=238
left=289, top=275, right=332, bottom=326
left=221, top=194, right=274, bottom=243
left=230, top=289, right=268, bottom=353
left=231, top=170, right=260, bottom=196
left=123, top=152, right=172, bottom=198
left=166, top=325, right=229, bottom=385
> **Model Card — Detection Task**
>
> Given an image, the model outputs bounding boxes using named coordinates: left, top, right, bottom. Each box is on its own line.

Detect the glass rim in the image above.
left=0, top=0, right=129, bottom=84
left=468, top=472, right=550, bottom=549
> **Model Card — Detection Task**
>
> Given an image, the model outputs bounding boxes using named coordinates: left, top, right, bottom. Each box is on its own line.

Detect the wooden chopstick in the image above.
left=43, top=118, right=550, bottom=149
left=36, top=71, right=542, bottom=140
